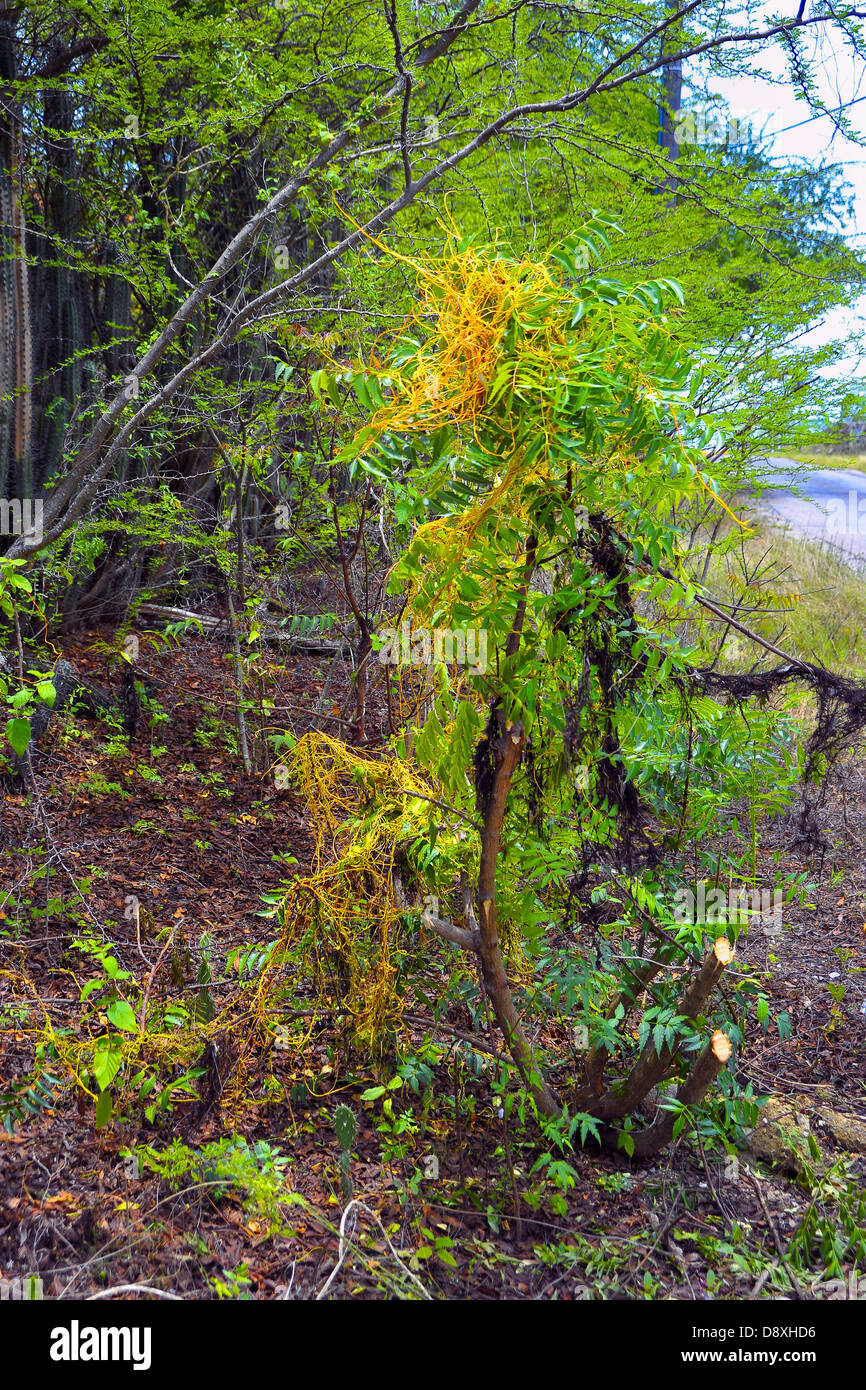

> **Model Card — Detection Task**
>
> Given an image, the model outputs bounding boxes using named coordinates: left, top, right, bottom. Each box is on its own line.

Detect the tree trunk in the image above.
left=475, top=714, right=560, bottom=1118
left=0, top=20, right=32, bottom=505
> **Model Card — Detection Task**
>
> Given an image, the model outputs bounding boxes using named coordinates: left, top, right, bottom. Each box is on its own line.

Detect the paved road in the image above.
left=751, top=455, right=866, bottom=562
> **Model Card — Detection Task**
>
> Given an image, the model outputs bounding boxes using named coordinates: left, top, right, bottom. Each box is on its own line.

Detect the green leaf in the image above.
left=617, top=1131, right=635, bottom=1158
left=360, top=1085, right=386, bottom=1101
left=107, top=999, right=138, bottom=1033
left=92, top=1046, right=123, bottom=1091
left=95, top=1090, right=113, bottom=1130
left=6, top=718, right=30, bottom=756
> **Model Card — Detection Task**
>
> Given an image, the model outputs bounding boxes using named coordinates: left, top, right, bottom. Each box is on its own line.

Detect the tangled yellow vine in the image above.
left=322, top=228, right=588, bottom=609
left=257, top=732, right=471, bottom=1053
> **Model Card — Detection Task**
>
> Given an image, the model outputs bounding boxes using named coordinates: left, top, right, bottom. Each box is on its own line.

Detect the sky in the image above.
left=692, top=15, right=866, bottom=385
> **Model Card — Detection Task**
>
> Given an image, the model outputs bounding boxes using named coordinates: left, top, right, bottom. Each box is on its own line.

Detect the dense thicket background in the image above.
left=2, top=0, right=864, bottom=615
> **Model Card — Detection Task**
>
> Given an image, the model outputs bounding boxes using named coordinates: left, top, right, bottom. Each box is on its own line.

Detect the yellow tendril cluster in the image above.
left=257, top=732, right=449, bottom=1053
left=366, top=245, right=559, bottom=443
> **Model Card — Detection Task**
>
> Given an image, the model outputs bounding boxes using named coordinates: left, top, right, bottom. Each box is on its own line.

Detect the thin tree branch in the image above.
left=384, top=0, right=413, bottom=191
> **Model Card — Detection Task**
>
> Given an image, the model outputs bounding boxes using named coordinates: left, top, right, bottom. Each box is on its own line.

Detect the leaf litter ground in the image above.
left=0, top=626, right=864, bottom=1301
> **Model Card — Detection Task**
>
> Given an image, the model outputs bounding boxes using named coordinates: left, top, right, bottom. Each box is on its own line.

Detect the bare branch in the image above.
left=425, top=913, right=480, bottom=951
left=383, top=0, right=414, bottom=191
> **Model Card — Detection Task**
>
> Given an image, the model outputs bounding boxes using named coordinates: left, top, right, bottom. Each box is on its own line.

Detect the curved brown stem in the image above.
left=592, top=938, right=733, bottom=1123
left=603, top=1029, right=732, bottom=1157
left=476, top=714, right=559, bottom=1118
left=578, top=953, right=667, bottom=1104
